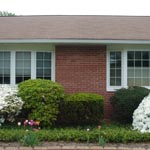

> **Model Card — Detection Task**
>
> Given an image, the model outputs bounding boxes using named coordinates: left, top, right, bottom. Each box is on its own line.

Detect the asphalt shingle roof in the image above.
left=0, top=15, right=150, bottom=40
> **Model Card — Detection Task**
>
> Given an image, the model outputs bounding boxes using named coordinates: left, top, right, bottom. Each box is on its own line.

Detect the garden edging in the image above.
left=0, top=146, right=146, bottom=150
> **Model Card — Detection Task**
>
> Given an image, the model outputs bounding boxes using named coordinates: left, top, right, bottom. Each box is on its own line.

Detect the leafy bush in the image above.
left=18, top=79, right=65, bottom=127
left=57, top=93, right=104, bottom=125
left=0, top=85, right=23, bottom=126
left=110, top=86, right=149, bottom=123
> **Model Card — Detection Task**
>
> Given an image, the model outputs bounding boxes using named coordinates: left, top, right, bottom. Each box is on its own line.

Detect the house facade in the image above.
left=1, top=15, right=150, bottom=117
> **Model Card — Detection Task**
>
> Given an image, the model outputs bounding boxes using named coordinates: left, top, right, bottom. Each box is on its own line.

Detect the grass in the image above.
left=0, top=123, right=150, bottom=143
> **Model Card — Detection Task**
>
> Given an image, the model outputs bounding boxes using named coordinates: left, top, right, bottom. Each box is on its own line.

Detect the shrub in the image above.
left=57, top=93, right=104, bottom=125
left=18, top=79, right=65, bottom=127
left=110, top=86, right=149, bottom=123
left=0, top=85, right=23, bottom=126
left=1, top=125, right=150, bottom=143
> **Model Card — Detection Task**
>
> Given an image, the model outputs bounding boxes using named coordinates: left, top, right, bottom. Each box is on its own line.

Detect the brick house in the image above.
left=1, top=15, right=150, bottom=117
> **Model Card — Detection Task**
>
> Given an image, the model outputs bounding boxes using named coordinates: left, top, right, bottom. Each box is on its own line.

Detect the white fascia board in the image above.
left=1, top=39, right=150, bottom=44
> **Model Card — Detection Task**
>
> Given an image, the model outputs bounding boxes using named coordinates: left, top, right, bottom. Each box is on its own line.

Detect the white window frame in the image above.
left=107, top=48, right=150, bottom=91
left=0, top=50, right=55, bottom=86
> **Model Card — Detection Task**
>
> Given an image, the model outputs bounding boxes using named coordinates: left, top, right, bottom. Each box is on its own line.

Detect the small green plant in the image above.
left=18, top=119, right=41, bottom=148
left=98, top=125, right=106, bottom=148
left=20, top=131, right=41, bottom=148
left=86, top=128, right=90, bottom=147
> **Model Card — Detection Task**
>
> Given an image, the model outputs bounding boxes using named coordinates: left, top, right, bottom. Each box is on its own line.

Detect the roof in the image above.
left=0, top=15, right=150, bottom=41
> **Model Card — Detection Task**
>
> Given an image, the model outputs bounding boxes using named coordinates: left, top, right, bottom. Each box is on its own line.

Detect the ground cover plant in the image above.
left=1, top=123, right=150, bottom=143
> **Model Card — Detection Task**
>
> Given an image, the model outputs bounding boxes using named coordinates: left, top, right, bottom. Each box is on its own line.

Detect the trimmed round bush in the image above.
left=18, top=79, right=65, bottom=127
left=57, top=93, right=104, bottom=125
left=110, top=86, right=149, bottom=123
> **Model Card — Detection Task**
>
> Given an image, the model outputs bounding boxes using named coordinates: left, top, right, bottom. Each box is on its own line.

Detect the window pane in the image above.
left=135, top=60, right=141, bottom=67
left=16, top=52, right=31, bottom=84
left=128, top=78, right=134, bottom=86
left=24, top=52, right=31, bottom=59
left=37, top=61, right=43, bottom=68
left=128, top=68, right=134, bottom=77
left=44, top=77, right=51, bottom=80
left=116, top=69, right=121, bottom=77
left=37, top=52, right=43, bottom=59
left=16, top=52, right=24, bottom=59
left=4, top=69, right=10, bottom=76
left=135, top=52, right=141, bottom=59
left=0, top=60, right=3, bottom=68
left=143, top=78, right=150, bottom=86
left=110, top=69, right=115, bottom=77
left=4, top=52, right=10, bottom=59
left=24, top=60, right=31, bottom=68
left=109, top=51, right=121, bottom=86
left=4, top=61, right=10, bottom=68
left=135, top=78, right=142, bottom=86
left=44, top=53, right=51, bottom=59
left=0, top=69, right=3, bottom=75
left=143, top=61, right=149, bottom=67
left=0, top=77, right=2, bottom=84
left=44, top=69, right=51, bottom=76
left=36, top=52, right=51, bottom=80
left=110, top=52, right=116, bottom=59
left=44, top=61, right=51, bottom=68
left=116, top=60, right=121, bottom=68
left=127, top=51, right=150, bottom=87
left=110, top=78, right=115, bottom=86
left=37, top=69, right=43, bottom=76
left=0, top=52, right=10, bottom=84
left=110, top=60, right=116, bottom=68
left=116, top=78, right=121, bottom=86
left=143, top=69, right=149, bottom=77
left=24, top=69, right=31, bottom=76
left=135, top=68, right=141, bottom=77
left=4, top=77, right=10, bottom=84
left=142, top=51, right=149, bottom=59
left=128, top=51, right=134, bottom=59
left=128, top=60, right=134, bottom=67
left=16, top=60, right=23, bottom=68
left=16, top=77, right=23, bottom=84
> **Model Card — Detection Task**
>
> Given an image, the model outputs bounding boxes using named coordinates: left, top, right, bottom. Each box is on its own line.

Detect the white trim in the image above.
left=122, top=50, right=128, bottom=88
left=11, top=51, right=15, bottom=86
left=51, top=49, right=56, bottom=82
left=1, top=39, right=150, bottom=44
left=31, top=51, right=36, bottom=79
left=106, top=50, right=110, bottom=91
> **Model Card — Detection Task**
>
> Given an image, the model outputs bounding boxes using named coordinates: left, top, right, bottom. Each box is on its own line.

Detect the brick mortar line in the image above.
left=0, top=146, right=146, bottom=150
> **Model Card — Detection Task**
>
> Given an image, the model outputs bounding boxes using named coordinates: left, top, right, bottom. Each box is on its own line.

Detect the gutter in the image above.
left=0, top=39, right=150, bottom=44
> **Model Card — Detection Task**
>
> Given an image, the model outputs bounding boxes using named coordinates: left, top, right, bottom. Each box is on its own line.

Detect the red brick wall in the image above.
left=56, top=45, right=114, bottom=118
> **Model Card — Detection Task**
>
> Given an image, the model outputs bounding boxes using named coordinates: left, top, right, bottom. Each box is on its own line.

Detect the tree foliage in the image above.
left=0, top=11, right=15, bottom=16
